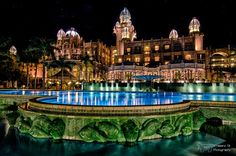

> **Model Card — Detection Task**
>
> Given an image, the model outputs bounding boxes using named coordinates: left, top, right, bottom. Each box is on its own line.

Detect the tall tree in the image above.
left=0, top=37, right=20, bottom=88
left=28, top=37, right=56, bottom=90
left=80, top=54, right=94, bottom=82
left=48, top=58, right=76, bottom=90
left=22, top=44, right=42, bottom=89
left=20, top=48, right=33, bottom=88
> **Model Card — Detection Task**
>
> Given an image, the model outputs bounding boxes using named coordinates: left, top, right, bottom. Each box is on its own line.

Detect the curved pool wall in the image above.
left=16, top=99, right=199, bottom=143
left=1, top=92, right=236, bottom=143
left=14, top=98, right=236, bottom=143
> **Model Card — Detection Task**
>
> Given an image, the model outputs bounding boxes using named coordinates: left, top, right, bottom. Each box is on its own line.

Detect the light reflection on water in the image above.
left=0, top=127, right=228, bottom=156
left=48, top=92, right=182, bottom=106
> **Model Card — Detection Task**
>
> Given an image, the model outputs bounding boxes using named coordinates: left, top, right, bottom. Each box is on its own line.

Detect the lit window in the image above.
left=126, top=58, right=131, bottom=62
left=185, top=54, right=191, bottom=60
left=122, top=27, right=129, bottom=39
left=164, top=45, right=170, bottom=50
left=144, top=46, right=150, bottom=52
left=154, top=56, right=160, bottom=61
left=118, top=58, right=122, bottom=63
left=154, top=45, right=159, bottom=51
left=135, top=57, right=140, bottom=62
left=127, top=48, right=131, bottom=52
left=145, top=57, right=150, bottom=62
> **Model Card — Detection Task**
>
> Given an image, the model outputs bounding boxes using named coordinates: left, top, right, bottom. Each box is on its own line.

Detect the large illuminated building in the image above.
left=46, top=27, right=111, bottom=88
left=108, top=7, right=207, bottom=83
left=9, top=7, right=236, bottom=89
left=208, top=46, right=236, bottom=82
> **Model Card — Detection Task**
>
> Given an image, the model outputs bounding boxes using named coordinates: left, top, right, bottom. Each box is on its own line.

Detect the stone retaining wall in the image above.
left=24, top=96, right=191, bottom=116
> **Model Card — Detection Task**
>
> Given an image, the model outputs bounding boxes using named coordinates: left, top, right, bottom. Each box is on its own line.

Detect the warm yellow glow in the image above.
left=113, top=50, right=117, bottom=56
left=127, top=48, right=131, bottom=52
left=185, top=54, right=191, bottom=60
left=164, top=45, right=170, bottom=50
left=135, top=57, right=140, bottom=62
left=118, top=58, right=122, bottom=63
left=155, top=56, right=160, bottom=61
left=144, top=57, right=150, bottom=62
left=154, top=45, right=159, bottom=51
left=144, top=46, right=150, bottom=52
left=126, top=57, right=131, bottom=61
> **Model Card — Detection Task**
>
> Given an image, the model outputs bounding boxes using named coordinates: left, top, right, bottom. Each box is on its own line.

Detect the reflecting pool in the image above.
left=1, top=90, right=236, bottom=106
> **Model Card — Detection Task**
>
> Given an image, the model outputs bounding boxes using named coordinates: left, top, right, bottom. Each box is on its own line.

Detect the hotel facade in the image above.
left=13, top=7, right=236, bottom=87
left=108, top=7, right=207, bottom=83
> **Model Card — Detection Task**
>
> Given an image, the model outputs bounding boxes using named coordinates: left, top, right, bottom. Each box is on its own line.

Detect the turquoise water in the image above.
left=1, top=90, right=236, bottom=105
left=0, top=126, right=232, bottom=156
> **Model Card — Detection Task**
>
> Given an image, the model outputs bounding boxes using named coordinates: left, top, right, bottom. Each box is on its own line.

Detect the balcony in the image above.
left=160, top=63, right=205, bottom=70
left=109, top=65, right=144, bottom=71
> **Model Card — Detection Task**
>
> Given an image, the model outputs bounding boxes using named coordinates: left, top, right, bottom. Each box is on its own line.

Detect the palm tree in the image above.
left=23, top=44, right=42, bottom=89
left=76, top=61, right=83, bottom=82
left=99, top=64, right=108, bottom=82
left=20, top=48, right=34, bottom=88
left=80, top=54, right=94, bottom=82
left=28, top=37, right=56, bottom=90
left=0, top=55, right=21, bottom=88
left=0, top=37, right=20, bottom=88
left=48, top=58, right=76, bottom=90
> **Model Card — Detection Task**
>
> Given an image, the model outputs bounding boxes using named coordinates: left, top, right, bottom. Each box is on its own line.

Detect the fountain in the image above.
left=0, top=89, right=236, bottom=144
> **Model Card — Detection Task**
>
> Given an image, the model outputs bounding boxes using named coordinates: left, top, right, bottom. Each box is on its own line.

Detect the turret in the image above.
left=169, top=29, right=178, bottom=40
left=113, top=7, right=136, bottom=55
left=189, top=17, right=204, bottom=51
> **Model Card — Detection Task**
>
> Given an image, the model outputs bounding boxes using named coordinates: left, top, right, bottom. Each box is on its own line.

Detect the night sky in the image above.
left=0, top=0, right=235, bottom=51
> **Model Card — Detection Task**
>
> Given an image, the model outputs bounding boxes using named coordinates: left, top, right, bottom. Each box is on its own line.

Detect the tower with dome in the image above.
left=54, top=27, right=82, bottom=60
left=113, top=7, right=136, bottom=55
left=109, top=9, right=207, bottom=83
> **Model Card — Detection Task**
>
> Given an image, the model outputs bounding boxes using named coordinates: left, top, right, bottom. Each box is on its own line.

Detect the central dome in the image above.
left=65, top=27, right=80, bottom=38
